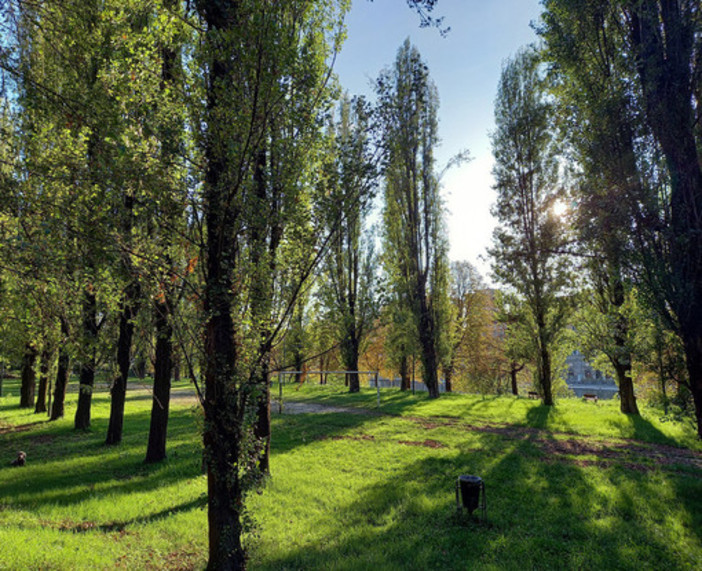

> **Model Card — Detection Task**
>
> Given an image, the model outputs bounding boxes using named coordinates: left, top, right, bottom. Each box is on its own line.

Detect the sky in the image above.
left=334, top=0, right=544, bottom=281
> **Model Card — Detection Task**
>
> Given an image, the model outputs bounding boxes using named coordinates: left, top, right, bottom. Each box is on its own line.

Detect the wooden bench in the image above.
left=527, top=391, right=539, bottom=400
left=583, top=393, right=598, bottom=403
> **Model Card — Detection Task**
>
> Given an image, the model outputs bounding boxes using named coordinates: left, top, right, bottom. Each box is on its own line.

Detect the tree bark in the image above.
left=538, top=342, right=553, bottom=406
left=145, top=298, right=173, bottom=463
left=34, top=348, right=52, bottom=414
left=344, top=336, right=361, bottom=393
left=417, top=297, right=440, bottom=398
left=106, top=280, right=140, bottom=445
left=50, top=318, right=71, bottom=421
left=399, top=354, right=410, bottom=391
left=203, top=253, right=245, bottom=570
left=20, top=343, right=38, bottom=409
left=510, top=362, right=523, bottom=396
left=535, top=307, right=554, bottom=406
left=75, top=289, right=97, bottom=430
left=199, top=1, right=247, bottom=565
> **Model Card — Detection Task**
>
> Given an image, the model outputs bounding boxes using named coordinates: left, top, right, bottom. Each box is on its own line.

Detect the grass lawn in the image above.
left=0, top=379, right=701, bottom=569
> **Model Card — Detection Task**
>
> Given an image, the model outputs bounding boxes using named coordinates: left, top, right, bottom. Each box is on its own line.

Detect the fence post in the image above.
left=375, top=371, right=380, bottom=409
left=278, top=370, right=283, bottom=414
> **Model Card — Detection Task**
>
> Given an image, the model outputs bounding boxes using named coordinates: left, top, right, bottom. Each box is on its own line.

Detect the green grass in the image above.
left=1, top=380, right=701, bottom=569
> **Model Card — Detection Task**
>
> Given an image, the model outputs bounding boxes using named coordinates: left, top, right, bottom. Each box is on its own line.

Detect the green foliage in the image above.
left=377, top=39, right=450, bottom=396
left=489, top=47, right=573, bottom=405
left=316, top=95, right=380, bottom=385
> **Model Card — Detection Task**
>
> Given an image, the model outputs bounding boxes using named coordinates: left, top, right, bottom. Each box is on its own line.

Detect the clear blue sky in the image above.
left=334, top=0, right=543, bottom=281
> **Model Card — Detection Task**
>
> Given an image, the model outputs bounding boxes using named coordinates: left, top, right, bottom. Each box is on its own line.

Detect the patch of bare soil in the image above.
left=0, top=421, right=44, bottom=436
left=324, top=434, right=375, bottom=442
left=398, top=439, right=447, bottom=449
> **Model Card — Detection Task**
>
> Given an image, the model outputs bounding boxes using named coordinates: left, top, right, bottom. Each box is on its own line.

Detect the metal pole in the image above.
left=412, top=355, right=415, bottom=395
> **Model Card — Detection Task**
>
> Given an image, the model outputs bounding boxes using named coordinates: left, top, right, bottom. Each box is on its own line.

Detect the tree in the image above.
left=622, top=0, right=702, bottom=436
left=317, top=95, right=379, bottom=393
left=489, top=47, right=572, bottom=406
left=539, top=0, right=649, bottom=415
left=193, top=1, right=347, bottom=566
left=538, top=0, right=702, bottom=428
left=377, top=39, right=450, bottom=399
left=444, top=261, right=487, bottom=393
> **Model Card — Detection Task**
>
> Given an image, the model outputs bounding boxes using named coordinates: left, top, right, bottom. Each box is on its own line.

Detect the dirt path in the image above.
left=275, top=401, right=373, bottom=415
left=167, top=391, right=373, bottom=416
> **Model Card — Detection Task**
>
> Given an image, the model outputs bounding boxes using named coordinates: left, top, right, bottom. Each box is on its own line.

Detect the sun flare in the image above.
left=552, top=200, right=568, bottom=218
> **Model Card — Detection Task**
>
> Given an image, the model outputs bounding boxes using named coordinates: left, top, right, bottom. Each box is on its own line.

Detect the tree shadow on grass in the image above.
left=525, top=403, right=553, bottom=429
left=0, top=405, right=203, bottom=510
left=253, top=415, right=702, bottom=570
left=59, top=496, right=206, bottom=533
left=618, top=413, right=683, bottom=447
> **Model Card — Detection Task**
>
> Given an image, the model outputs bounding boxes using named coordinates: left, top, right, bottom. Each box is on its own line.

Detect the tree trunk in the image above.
left=75, top=289, right=97, bottom=430
left=204, top=258, right=245, bottom=569
left=345, top=340, right=360, bottom=393
left=20, top=343, right=38, bottom=409
left=34, top=348, right=52, bottom=413
left=144, top=0, right=179, bottom=463
left=200, top=0, right=247, bottom=562
left=444, top=366, right=452, bottom=393
left=173, top=351, right=181, bottom=382
left=510, top=362, right=522, bottom=396
left=538, top=342, right=553, bottom=406
left=399, top=354, right=410, bottom=391
left=615, top=362, right=639, bottom=415
left=106, top=281, right=140, bottom=445
left=50, top=348, right=70, bottom=421
left=417, top=300, right=440, bottom=398
left=134, top=356, right=147, bottom=379
left=683, top=334, right=702, bottom=439
left=50, top=318, right=71, bottom=421
left=145, top=298, right=173, bottom=463
left=628, top=1, right=702, bottom=437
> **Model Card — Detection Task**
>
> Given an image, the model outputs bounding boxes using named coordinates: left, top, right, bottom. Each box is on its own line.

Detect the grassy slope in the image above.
left=0, top=380, right=700, bottom=570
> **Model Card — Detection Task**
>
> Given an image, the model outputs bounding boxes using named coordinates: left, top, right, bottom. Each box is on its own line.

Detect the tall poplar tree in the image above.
left=539, top=0, right=646, bottom=414
left=193, top=1, right=346, bottom=566
left=489, top=48, right=571, bottom=406
left=318, top=95, right=379, bottom=393
left=377, top=39, right=449, bottom=399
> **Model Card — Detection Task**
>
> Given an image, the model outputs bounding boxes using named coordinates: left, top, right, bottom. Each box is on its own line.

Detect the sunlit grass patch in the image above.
left=0, top=383, right=701, bottom=569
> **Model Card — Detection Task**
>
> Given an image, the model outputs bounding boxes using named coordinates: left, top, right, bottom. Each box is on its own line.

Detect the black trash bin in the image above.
left=456, top=475, right=486, bottom=520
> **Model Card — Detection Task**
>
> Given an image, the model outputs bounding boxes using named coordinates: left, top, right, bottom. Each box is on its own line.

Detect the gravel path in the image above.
left=275, top=401, right=373, bottom=415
